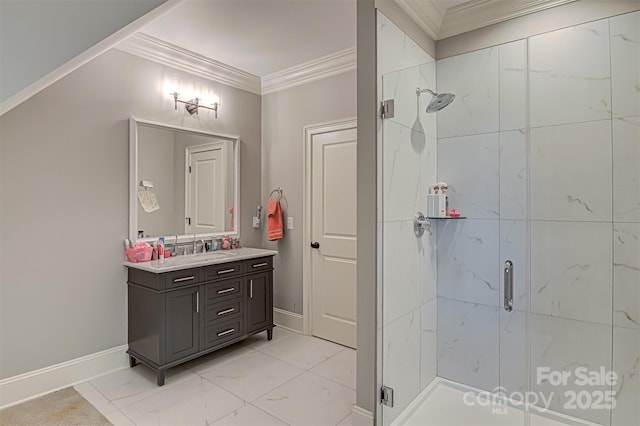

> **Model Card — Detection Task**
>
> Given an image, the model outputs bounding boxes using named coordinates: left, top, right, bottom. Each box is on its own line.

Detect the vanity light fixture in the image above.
left=170, top=92, right=218, bottom=118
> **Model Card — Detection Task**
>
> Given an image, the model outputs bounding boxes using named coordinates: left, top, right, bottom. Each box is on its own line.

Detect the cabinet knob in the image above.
left=311, top=242, right=320, bottom=249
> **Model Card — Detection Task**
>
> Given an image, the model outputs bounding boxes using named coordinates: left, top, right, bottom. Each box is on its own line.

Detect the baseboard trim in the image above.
left=0, top=345, right=129, bottom=409
left=352, top=405, right=375, bottom=425
left=273, top=308, right=304, bottom=333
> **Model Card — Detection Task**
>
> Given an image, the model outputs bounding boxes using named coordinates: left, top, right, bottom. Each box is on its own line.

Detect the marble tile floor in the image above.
left=74, top=328, right=356, bottom=426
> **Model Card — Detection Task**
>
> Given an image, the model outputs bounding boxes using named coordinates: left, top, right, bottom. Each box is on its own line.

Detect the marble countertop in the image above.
left=124, top=247, right=278, bottom=273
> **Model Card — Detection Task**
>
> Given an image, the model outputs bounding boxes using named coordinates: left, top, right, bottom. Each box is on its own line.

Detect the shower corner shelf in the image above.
left=426, top=216, right=466, bottom=219
left=414, top=211, right=466, bottom=237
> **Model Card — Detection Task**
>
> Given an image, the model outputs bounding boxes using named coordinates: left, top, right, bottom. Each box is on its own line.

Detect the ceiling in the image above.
left=127, top=0, right=576, bottom=79
left=397, top=0, right=579, bottom=40
left=139, top=0, right=356, bottom=77
left=433, top=0, right=472, bottom=12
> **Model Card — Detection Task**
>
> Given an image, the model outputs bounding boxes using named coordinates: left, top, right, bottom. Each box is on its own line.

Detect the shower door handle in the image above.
left=504, top=260, right=513, bottom=312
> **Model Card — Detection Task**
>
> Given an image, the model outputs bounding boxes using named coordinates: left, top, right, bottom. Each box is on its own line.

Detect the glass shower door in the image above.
left=379, top=8, right=638, bottom=426
left=379, top=42, right=531, bottom=424
left=524, top=17, right=623, bottom=425
left=431, top=38, right=531, bottom=425
left=379, top=58, right=440, bottom=424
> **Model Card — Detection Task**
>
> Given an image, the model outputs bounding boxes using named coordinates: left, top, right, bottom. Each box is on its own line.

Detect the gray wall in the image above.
left=138, top=126, right=176, bottom=237
left=0, top=48, right=261, bottom=379
left=357, top=0, right=378, bottom=416
left=261, top=71, right=356, bottom=315
left=173, top=135, right=187, bottom=234
left=0, top=0, right=166, bottom=103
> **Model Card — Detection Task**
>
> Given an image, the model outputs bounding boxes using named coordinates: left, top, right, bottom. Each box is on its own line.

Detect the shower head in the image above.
left=416, top=87, right=455, bottom=113
left=426, top=93, right=455, bottom=113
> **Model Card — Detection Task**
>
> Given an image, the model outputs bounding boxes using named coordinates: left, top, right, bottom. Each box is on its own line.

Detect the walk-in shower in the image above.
left=416, top=87, right=455, bottom=113
left=379, top=8, right=639, bottom=426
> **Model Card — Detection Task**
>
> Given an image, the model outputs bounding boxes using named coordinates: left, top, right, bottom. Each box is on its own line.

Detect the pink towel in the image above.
left=267, top=200, right=283, bottom=241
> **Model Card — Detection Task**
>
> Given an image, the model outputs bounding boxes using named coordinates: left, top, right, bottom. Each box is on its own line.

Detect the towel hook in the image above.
left=269, top=187, right=283, bottom=201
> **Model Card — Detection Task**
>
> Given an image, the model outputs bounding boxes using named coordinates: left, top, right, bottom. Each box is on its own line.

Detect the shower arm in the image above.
left=417, top=88, right=437, bottom=97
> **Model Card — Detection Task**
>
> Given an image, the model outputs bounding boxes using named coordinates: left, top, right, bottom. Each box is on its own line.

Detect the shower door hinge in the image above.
left=380, top=99, right=394, bottom=119
left=380, top=385, right=394, bottom=407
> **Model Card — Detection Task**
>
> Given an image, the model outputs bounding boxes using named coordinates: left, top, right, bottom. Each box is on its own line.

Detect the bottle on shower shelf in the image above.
left=427, top=186, right=439, bottom=217
left=438, top=182, right=449, bottom=217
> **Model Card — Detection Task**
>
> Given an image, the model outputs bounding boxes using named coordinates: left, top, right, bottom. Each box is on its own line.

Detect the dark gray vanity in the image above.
left=124, top=248, right=277, bottom=386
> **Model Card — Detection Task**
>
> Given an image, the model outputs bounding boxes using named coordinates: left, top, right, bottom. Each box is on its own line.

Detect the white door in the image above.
left=311, top=125, right=357, bottom=348
left=186, top=146, right=225, bottom=234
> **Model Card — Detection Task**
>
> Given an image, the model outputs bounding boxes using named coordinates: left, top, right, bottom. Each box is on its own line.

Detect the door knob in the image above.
left=311, top=242, right=320, bottom=249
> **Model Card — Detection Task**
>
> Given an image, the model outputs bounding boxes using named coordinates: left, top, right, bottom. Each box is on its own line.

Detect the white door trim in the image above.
left=302, top=118, right=357, bottom=336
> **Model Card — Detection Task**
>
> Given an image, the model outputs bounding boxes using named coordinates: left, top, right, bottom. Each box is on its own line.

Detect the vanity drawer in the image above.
left=202, top=318, right=243, bottom=349
left=204, top=278, right=243, bottom=304
left=165, top=269, right=202, bottom=288
left=204, top=262, right=244, bottom=281
left=204, top=299, right=243, bottom=326
left=246, top=257, right=272, bottom=273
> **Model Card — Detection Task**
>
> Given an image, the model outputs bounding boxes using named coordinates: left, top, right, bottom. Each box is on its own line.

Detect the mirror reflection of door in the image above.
left=185, top=143, right=227, bottom=234
left=133, top=118, right=238, bottom=240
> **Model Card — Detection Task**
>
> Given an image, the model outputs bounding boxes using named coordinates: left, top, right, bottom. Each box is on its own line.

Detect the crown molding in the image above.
left=116, top=34, right=355, bottom=96
left=115, top=33, right=262, bottom=95
left=394, top=0, right=579, bottom=40
left=394, top=0, right=443, bottom=40
left=431, top=0, right=448, bottom=16
left=439, top=0, right=579, bottom=39
left=261, top=47, right=356, bottom=95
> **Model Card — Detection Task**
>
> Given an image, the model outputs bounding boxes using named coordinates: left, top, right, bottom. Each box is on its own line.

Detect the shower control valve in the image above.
left=414, top=211, right=431, bottom=237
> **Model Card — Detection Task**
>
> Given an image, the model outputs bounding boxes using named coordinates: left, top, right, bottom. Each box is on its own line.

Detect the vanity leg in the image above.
left=157, top=371, right=165, bottom=387
left=267, top=328, right=273, bottom=341
left=129, top=356, right=137, bottom=368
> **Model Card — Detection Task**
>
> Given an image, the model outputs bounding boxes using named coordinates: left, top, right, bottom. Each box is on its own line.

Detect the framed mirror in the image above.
left=129, top=117, right=239, bottom=243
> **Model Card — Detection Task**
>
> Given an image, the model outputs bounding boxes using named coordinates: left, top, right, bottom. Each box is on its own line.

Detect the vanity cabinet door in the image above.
left=245, top=272, right=272, bottom=333
left=165, top=286, right=199, bottom=363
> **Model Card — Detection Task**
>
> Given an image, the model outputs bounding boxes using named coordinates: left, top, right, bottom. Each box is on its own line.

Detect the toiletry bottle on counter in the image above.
left=222, top=236, right=231, bottom=250
left=158, top=237, right=165, bottom=263
left=151, top=242, right=158, bottom=260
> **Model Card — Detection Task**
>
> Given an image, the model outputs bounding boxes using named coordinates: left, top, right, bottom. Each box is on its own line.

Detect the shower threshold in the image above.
left=392, top=378, right=601, bottom=426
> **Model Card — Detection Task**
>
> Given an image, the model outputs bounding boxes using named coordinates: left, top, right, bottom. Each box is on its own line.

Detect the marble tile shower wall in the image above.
left=377, top=12, right=439, bottom=423
left=435, top=12, right=639, bottom=426
left=435, top=38, right=528, bottom=396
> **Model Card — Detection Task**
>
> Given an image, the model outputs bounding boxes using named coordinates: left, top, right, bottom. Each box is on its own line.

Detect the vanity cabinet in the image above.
left=246, top=272, right=272, bottom=333
left=165, top=286, right=199, bottom=363
left=126, top=254, right=274, bottom=386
